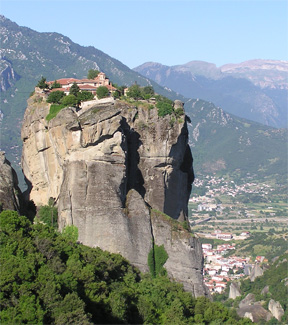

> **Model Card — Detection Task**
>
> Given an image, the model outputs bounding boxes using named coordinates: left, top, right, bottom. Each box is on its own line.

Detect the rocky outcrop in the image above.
left=250, top=263, right=264, bottom=281
left=0, top=151, right=23, bottom=212
left=268, top=299, right=284, bottom=321
left=0, top=58, right=20, bottom=92
left=238, top=293, right=256, bottom=309
left=237, top=305, right=272, bottom=323
left=229, top=282, right=241, bottom=299
left=237, top=293, right=272, bottom=323
left=21, top=94, right=208, bottom=297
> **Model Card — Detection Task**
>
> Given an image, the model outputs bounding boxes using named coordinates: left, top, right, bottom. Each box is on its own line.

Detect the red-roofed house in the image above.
left=46, top=72, right=116, bottom=97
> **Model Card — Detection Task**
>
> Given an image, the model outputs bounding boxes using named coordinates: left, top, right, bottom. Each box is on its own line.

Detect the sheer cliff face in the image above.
left=21, top=94, right=208, bottom=297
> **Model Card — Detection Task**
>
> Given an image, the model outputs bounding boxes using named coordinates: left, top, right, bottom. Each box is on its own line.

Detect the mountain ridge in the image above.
left=134, top=60, right=288, bottom=128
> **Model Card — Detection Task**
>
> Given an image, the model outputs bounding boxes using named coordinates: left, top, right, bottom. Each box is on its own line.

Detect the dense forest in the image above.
left=0, top=210, right=252, bottom=324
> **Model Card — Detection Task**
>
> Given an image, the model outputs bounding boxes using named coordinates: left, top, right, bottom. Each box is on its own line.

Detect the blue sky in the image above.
left=1, top=0, right=287, bottom=69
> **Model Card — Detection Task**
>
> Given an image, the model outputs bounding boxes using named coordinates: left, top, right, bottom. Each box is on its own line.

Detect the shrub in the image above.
left=37, top=205, right=58, bottom=228
left=96, top=86, right=109, bottom=99
left=142, top=86, right=154, bottom=96
left=46, top=90, right=65, bottom=104
left=112, top=90, right=120, bottom=99
left=156, top=101, right=173, bottom=117
left=77, top=91, right=94, bottom=101
left=126, top=84, right=142, bottom=99
left=62, top=225, right=78, bottom=242
left=148, top=244, right=168, bottom=277
left=60, top=94, right=77, bottom=106
left=175, top=107, right=185, bottom=118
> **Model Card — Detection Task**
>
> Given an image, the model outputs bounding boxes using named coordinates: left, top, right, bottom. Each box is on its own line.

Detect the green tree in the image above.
left=50, top=80, right=61, bottom=89
left=38, top=198, right=58, bottom=228
left=37, top=76, right=48, bottom=89
left=77, top=91, right=94, bottom=101
left=142, top=86, right=154, bottom=95
left=69, top=82, right=80, bottom=97
left=46, top=90, right=65, bottom=104
left=53, top=292, right=91, bottom=324
left=62, top=225, right=78, bottom=242
left=96, top=86, right=109, bottom=99
left=87, top=69, right=100, bottom=79
left=112, top=90, right=120, bottom=99
left=126, top=84, right=142, bottom=99
left=156, top=101, right=173, bottom=117
left=142, top=86, right=155, bottom=99
left=117, top=85, right=126, bottom=96
left=61, top=94, right=77, bottom=107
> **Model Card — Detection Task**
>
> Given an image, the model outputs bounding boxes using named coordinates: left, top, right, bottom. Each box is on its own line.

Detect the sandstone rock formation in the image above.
left=250, top=263, right=264, bottom=281
left=21, top=93, right=208, bottom=297
left=237, top=306, right=272, bottom=323
left=268, top=299, right=284, bottom=321
left=238, top=293, right=256, bottom=309
left=237, top=293, right=274, bottom=323
left=0, top=151, right=22, bottom=212
left=228, top=282, right=241, bottom=299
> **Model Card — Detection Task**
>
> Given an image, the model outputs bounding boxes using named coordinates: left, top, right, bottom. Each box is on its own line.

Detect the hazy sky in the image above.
left=1, top=0, right=287, bottom=69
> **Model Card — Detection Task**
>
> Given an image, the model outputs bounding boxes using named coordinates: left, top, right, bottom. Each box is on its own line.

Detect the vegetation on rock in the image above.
left=46, top=90, right=65, bottom=104
left=46, top=104, right=66, bottom=121
left=148, top=244, right=168, bottom=277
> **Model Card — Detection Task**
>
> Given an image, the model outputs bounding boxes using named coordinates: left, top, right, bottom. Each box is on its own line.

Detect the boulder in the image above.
left=237, top=305, right=272, bottom=323
left=250, top=263, right=264, bottom=282
left=229, top=282, right=241, bottom=299
left=268, top=299, right=284, bottom=321
left=238, top=293, right=256, bottom=309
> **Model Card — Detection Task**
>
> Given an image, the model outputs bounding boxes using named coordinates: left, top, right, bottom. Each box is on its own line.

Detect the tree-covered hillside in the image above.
left=0, top=210, right=252, bottom=324
left=185, top=99, right=287, bottom=184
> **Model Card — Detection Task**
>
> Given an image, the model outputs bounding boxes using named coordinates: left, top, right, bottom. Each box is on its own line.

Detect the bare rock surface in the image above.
left=229, top=282, right=241, bottom=299
left=250, top=263, right=264, bottom=282
left=21, top=96, right=207, bottom=297
left=238, top=293, right=256, bottom=309
left=0, top=151, right=22, bottom=212
left=237, top=305, right=272, bottom=323
left=268, top=299, right=284, bottom=321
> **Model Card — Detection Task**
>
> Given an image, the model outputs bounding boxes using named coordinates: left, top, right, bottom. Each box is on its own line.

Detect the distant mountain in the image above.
left=134, top=60, right=288, bottom=128
left=184, top=99, right=287, bottom=183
